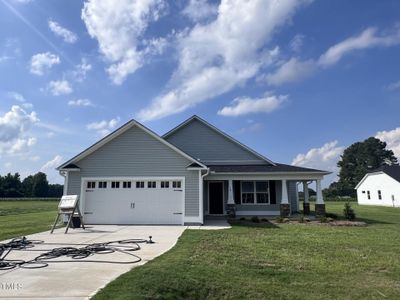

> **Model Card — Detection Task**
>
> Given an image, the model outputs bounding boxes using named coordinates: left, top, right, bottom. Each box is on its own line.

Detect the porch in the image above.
left=203, top=177, right=326, bottom=218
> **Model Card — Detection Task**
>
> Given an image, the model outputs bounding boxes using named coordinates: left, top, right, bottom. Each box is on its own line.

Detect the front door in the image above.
left=209, top=182, right=224, bottom=214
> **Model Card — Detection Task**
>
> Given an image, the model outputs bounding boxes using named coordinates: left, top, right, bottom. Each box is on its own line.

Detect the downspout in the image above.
left=59, top=170, right=68, bottom=196
left=200, top=168, right=210, bottom=225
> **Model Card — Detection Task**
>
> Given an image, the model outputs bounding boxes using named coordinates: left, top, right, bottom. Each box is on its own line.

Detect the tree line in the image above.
left=0, top=172, right=63, bottom=198
left=324, top=137, right=398, bottom=198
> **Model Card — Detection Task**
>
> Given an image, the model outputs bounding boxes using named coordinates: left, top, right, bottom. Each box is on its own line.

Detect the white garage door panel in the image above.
left=83, top=179, right=183, bottom=225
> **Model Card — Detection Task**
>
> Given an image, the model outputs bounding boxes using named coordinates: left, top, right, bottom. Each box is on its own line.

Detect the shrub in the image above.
left=299, top=215, right=310, bottom=223
left=261, top=218, right=268, bottom=222
left=275, top=216, right=284, bottom=223
left=343, top=202, right=356, bottom=221
left=319, top=216, right=328, bottom=223
left=239, top=217, right=246, bottom=221
left=251, top=216, right=260, bottom=223
left=325, top=212, right=338, bottom=219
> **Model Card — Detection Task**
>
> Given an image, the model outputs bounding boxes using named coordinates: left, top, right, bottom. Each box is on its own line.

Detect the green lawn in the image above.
left=0, top=200, right=58, bottom=240
left=94, top=202, right=400, bottom=300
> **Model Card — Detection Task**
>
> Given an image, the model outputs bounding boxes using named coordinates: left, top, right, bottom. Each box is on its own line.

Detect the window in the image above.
left=87, top=181, right=96, bottom=189
left=99, top=181, right=107, bottom=189
left=241, top=181, right=269, bottom=204
left=147, top=181, right=156, bottom=188
left=172, top=181, right=181, bottom=188
left=362, top=190, right=366, bottom=194
left=123, top=181, right=131, bottom=189
left=136, top=181, right=144, bottom=188
left=367, top=191, right=370, bottom=200
left=256, top=181, right=269, bottom=204
left=378, top=190, right=382, bottom=200
left=111, top=181, right=120, bottom=189
left=241, top=181, right=254, bottom=204
left=161, top=181, right=169, bottom=188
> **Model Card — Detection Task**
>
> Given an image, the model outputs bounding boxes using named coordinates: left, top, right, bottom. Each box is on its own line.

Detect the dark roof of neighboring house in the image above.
left=371, top=165, right=400, bottom=183
left=208, top=164, right=330, bottom=174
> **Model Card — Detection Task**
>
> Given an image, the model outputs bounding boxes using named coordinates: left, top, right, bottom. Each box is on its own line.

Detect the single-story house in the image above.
left=355, top=165, right=400, bottom=207
left=57, top=115, right=330, bottom=225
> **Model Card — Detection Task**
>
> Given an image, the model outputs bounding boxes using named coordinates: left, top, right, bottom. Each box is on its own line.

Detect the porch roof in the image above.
left=208, top=164, right=330, bottom=174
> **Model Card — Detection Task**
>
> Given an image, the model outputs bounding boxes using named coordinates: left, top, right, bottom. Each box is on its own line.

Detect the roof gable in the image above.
left=163, top=116, right=275, bottom=165
left=57, top=119, right=206, bottom=170
left=355, top=165, right=400, bottom=189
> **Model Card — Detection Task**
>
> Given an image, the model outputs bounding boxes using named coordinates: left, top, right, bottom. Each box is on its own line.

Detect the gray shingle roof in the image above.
left=208, top=163, right=329, bottom=174
left=371, top=165, right=400, bottom=183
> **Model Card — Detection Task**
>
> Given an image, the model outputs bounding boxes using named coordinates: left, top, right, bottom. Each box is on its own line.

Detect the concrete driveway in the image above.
left=0, top=225, right=185, bottom=299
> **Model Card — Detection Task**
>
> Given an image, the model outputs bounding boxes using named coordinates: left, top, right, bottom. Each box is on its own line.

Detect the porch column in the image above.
left=315, top=179, right=326, bottom=216
left=280, top=179, right=290, bottom=217
left=227, top=179, right=236, bottom=217
left=303, top=181, right=310, bottom=215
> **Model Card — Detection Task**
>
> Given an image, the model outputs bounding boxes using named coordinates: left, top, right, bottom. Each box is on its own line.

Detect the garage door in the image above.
left=83, top=178, right=184, bottom=225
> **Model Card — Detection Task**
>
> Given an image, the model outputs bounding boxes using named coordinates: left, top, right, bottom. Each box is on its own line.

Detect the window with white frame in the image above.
left=136, top=181, right=144, bottom=188
left=123, top=181, right=131, bottom=188
left=87, top=181, right=96, bottom=189
left=172, top=181, right=181, bottom=188
left=161, top=181, right=169, bottom=188
left=241, top=181, right=269, bottom=204
left=99, top=181, right=107, bottom=189
left=378, top=190, right=382, bottom=200
left=147, top=181, right=156, bottom=188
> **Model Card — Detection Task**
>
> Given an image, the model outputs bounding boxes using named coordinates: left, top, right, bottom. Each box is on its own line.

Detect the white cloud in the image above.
left=7, top=91, right=25, bottom=102
left=264, top=26, right=400, bottom=86
left=137, top=0, right=310, bottom=121
left=263, top=58, right=316, bottom=86
left=218, top=93, right=287, bottom=116
left=318, top=27, right=400, bottom=67
left=292, top=141, right=344, bottom=185
left=40, top=155, right=63, bottom=172
left=182, top=0, right=218, bottom=22
left=376, top=127, right=400, bottom=158
left=289, top=34, right=304, bottom=52
left=71, top=59, right=92, bottom=82
left=68, top=98, right=93, bottom=107
left=386, top=80, right=400, bottom=91
left=87, top=117, right=120, bottom=136
left=46, top=80, right=73, bottom=96
left=81, top=0, right=167, bottom=85
left=48, top=20, right=78, bottom=43
left=0, top=105, right=39, bottom=155
left=40, top=155, right=63, bottom=183
left=46, top=132, right=55, bottom=138
left=30, top=52, right=60, bottom=75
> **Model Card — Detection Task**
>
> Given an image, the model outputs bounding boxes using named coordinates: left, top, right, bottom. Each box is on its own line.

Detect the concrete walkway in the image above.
left=0, top=225, right=185, bottom=299
left=187, top=219, right=231, bottom=230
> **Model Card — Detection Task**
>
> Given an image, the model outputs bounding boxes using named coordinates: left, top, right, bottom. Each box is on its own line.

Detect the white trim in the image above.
left=208, top=181, right=225, bottom=215
left=162, top=115, right=276, bottom=166
left=207, top=174, right=325, bottom=181
left=80, top=176, right=186, bottom=225
left=61, top=168, right=80, bottom=172
left=198, top=170, right=203, bottom=225
left=240, top=180, right=270, bottom=205
left=236, top=211, right=279, bottom=216
left=183, top=216, right=203, bottom=223
left=58, top=120, right=206, bottom=170
left=62, top=171, right=69, bottom=195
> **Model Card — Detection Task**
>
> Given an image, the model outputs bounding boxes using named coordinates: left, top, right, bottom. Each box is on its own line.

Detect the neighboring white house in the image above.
left=355, top=165, right=400, bottom=207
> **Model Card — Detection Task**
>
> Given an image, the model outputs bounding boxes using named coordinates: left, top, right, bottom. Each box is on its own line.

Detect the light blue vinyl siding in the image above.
left=165, top=118, right=266, bottom=163
left=66, top=125, right=200, bottom=217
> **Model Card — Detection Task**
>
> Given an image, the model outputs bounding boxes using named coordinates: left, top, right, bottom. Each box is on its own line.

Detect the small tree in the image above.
left=343, top=202, right=356, bottom=221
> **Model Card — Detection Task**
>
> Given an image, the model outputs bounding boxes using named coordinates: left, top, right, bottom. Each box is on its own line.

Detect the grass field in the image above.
left=0, top=200, right=58, bottom=241
left=93, top=202, right=400, bottom=300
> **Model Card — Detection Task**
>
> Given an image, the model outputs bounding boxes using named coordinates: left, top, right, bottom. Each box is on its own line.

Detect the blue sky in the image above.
left=1, top=0, right=400, bottom=186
